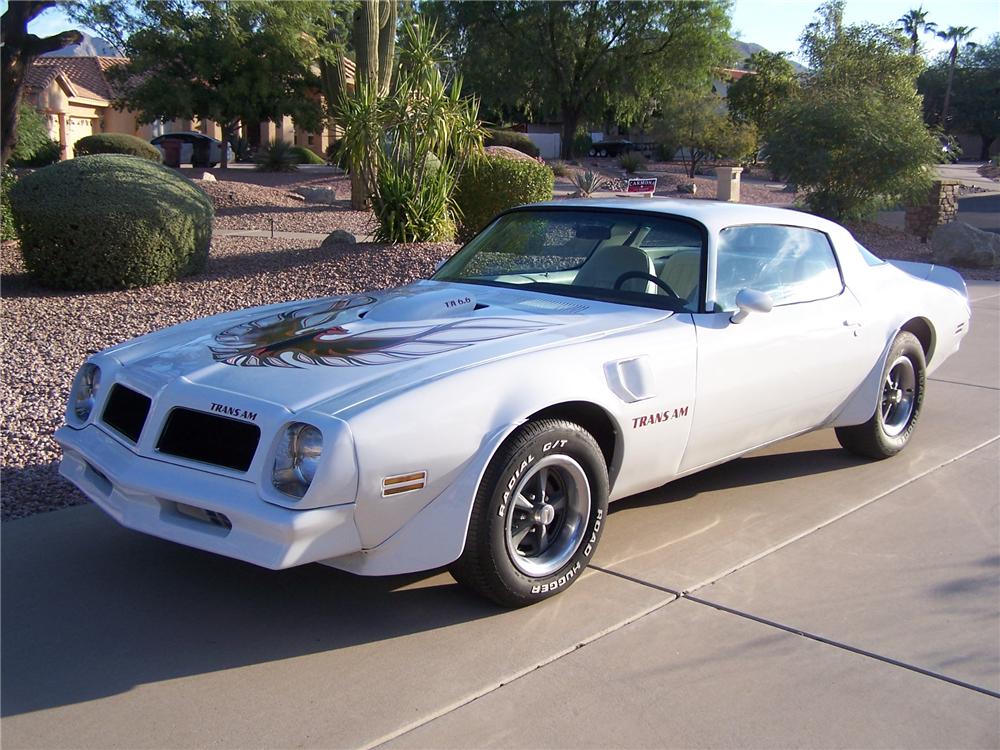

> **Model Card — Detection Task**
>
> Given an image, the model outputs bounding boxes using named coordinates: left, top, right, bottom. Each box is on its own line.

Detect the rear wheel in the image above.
left=836, top=331, right=926, bottom=459
left=450, top=419, right=608, bottom=607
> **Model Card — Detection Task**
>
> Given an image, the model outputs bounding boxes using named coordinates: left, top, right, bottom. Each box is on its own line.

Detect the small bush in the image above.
left=74, top=133, right=162, bottom=162
left=1, top=168, right=17, bottom=241
left=455, top=153, right=553, bottom=241
left=289, top=145, right=326, bottom=165
left=484, top=129, right=540, bottom=158
left=10, top=155, right=214, bottom=290
left=11, top=104, right=61, bottom=167
left=617, top=151, right=644, bottom=174
left=573, top=131, right=593, bottom=157
left=549, top=160, right=570, bottom=177
left=653, top=141, right=678, bottom=161
left=255, top=139, right=298, bottom=171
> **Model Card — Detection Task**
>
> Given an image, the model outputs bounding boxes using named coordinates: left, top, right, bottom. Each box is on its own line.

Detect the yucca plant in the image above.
left=336, top=19, right=487, bottom=243
left=254, top=139, right=298, bottom=172
left=571, top=170, right=606, bottom=197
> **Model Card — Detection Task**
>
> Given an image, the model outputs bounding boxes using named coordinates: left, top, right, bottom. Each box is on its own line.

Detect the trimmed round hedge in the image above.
left=289, top=145, right=326, bottom=165
left=455, top=153, right=554, bottom=242
left=74, top=133, right=162, bottom=162
left=10, top=155, right=214, bottom=290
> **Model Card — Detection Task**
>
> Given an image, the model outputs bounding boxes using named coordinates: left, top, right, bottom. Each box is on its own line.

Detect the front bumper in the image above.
left=55, top=425, right=363, bottom=569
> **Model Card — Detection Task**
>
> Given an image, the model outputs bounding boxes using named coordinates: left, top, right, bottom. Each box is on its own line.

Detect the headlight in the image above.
left=273, top=422, right=323, bottom=498
left=70, top=363, right=101, bottom=423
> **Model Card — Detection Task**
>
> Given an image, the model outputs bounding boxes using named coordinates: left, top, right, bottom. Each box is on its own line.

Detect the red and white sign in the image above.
left=626, top=178, right=657, bottom=194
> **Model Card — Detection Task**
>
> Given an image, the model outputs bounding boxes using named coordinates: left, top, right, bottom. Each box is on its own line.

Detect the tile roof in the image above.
left=25, top=56, right=127, bottom=102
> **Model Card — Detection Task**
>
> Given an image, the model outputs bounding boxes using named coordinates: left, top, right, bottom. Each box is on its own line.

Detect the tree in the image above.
left=1, top=2, right=82, bottom=167
left=726, top=50, right=798, bottom=160
left=920, top=35, right=1000, bottom=159
left=110, top=1, right=329, bottom=168
left=897, top=6, right=936, bottom=56
left=423, top=1, right=733, bottom=159
left=655, top=88, right=757, bottom=178
left=936, top=25, right=977, bottom=128
left=767, top=1, right=938, bottom=220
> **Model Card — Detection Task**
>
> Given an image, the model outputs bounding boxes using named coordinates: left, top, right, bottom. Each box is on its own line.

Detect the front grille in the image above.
left=156, top=408, right=260, bottom=472
left=101, top=384, right=152, bottom=442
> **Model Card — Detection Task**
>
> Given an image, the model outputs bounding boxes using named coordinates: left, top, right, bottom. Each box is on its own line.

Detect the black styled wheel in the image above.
left=836, top=331, right=926, bottom=460
left=598, top=148, right=608, bottom=157
left=588, top=148, right=597, bottom=157
left=450, top=419, right=609, bottom=607
left=613, top=271, right=680, bottom=299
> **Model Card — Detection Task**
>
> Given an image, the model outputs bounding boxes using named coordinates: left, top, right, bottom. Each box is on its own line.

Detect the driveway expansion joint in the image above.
left=364, top=580, right=678, bottom=750
left=928, top=377, right=1000, bottom=391
left=681, top=593, right=1000, bottom=700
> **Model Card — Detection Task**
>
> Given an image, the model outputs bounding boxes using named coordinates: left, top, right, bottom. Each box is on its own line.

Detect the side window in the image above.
left=714, top=225, right=843, bottom=311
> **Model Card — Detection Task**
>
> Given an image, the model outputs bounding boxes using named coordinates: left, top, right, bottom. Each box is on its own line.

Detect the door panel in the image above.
left=682, top=293, right=869, bottom=470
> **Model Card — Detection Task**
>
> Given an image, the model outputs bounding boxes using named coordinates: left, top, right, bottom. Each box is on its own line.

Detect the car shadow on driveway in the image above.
left=1, top=508, right=500, bottom=718
left=610, top=446, right=863, bottom=514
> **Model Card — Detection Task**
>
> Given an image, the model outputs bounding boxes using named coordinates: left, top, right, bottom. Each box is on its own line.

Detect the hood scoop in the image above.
left=364, top=288, right=479, bottom=322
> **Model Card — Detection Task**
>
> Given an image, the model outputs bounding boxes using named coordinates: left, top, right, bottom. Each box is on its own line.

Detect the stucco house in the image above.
left=23, top=54, right=351, bottom=161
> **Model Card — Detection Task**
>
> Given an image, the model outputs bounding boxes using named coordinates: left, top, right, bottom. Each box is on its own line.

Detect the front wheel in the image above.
left=836, top=331, right=926, bottom=459
left=450, top=419, right=609, bottom=607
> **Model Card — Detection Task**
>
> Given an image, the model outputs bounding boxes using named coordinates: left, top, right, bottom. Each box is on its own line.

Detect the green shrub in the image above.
left=11, top=103, right=61, bottom=167
left=255, top=139, right=298, bottom=171
left=485, top=129, right=540, bottom=158
left=653, top=141, right=678, bottom=161
left=617, top=151, right=644, bottom=174
left=10, top=155, right=214, bottom=290
left=1, top=168, right=17, bottom=241
left=549, top=160, right=570, bottom=177
left=73, top=133, right=162, bottom=162
left=573, top=131, right=593, bottom=157
left=455, top=154, right=554, bottom=241
left=289, top=145, right=326, bottom=165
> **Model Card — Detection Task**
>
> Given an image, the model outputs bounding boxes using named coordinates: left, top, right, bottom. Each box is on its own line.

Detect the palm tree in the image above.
left=897, top=7, right=936, bottom=56
left=937, top=25, right=977, bottom=128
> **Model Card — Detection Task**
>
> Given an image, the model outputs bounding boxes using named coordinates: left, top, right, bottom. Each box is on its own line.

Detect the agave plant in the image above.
left=571, top=170, right=606, bottom=197
left=254, top=139, right=298, bottom=172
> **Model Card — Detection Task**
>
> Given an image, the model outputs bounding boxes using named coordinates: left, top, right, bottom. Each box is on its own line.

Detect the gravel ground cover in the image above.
left=199, top=178, right=374, bottom=235
left=1, top=236, right=454, bottom=521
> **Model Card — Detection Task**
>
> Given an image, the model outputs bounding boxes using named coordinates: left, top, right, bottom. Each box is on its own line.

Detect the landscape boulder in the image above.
left=322, top=229, right=358, bottom=246
left=199, top=171, right=216, bottom=182
left=483, top=145, right=539, bottom=163
left=930, top=221, right=1000, bottom=269
left=294, top=186, right=339, bottom=204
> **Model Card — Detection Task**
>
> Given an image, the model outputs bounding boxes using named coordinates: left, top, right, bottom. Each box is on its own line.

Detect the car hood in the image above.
left=105, top=280, right=671, bottom=414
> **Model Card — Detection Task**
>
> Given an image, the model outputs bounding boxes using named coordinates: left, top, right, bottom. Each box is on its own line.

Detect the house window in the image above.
left=307, top=134, right=315, bottom=145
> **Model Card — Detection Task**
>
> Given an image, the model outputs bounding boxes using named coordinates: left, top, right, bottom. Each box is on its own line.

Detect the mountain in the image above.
left=42, top=32, right=121, bottom=58
left=730, top=39, right=808, bottom=73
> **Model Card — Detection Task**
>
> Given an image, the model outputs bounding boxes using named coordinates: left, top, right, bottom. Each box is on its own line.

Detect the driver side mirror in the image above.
left=730, top=288, right=773, bottom=324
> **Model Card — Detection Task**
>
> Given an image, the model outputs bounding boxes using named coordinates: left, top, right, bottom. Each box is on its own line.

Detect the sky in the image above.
left=13, top=0, right=1000, bottom=64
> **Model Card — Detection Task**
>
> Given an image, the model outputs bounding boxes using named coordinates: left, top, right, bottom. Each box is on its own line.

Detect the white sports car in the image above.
left=56, top=200, right=970, bottom=606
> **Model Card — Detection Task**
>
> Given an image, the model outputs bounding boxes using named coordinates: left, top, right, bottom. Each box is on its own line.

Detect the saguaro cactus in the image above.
left=322, top=0, right=397, bottom=209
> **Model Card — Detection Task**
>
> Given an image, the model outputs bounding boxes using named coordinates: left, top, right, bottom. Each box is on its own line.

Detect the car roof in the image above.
left=159, top=131, right=211, bottom=139
left=526, top=197, right=845, bottom=235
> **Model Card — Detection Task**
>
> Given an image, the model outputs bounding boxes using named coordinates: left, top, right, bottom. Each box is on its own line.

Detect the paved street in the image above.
left=3, top=282, right=998, bottom=749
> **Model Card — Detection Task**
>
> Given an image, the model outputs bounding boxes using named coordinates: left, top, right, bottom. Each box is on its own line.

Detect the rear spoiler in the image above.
left=889, top=260, right=968, bottom=301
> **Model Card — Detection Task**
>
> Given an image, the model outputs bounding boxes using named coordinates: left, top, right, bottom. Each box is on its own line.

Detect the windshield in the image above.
left=433, top=209, right=705, bottom=311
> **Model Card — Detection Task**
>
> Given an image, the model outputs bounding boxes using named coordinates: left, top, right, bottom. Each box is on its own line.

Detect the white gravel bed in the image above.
left=1, top=236, right=455, bottom=521
left=200, top=179, right=375, bottom=235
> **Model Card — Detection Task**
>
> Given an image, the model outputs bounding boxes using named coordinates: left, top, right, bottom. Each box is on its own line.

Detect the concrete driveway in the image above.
left=3, top=282, right=998, bottom=749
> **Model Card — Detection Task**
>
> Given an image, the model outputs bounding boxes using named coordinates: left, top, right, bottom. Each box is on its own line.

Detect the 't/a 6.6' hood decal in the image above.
left=210, top=295, right=549, bottom=368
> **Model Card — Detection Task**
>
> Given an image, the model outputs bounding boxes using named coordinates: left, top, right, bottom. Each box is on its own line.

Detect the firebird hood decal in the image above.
left=210, top=296, right=551, bottom=368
